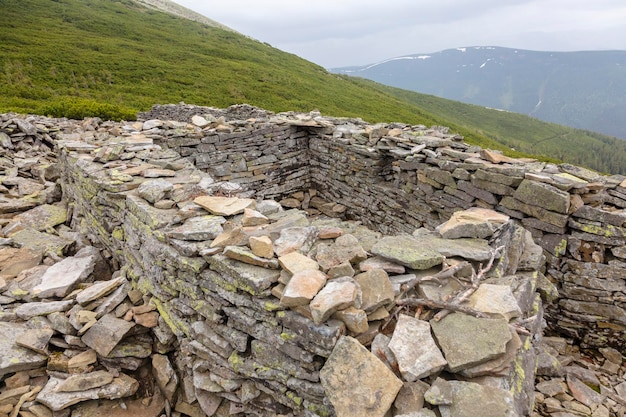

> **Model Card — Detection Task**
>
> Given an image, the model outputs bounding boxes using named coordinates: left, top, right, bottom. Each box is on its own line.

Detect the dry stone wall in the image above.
left=142, top=103, right=626, bottom=354
left=1, top=104, right=625, bottom=417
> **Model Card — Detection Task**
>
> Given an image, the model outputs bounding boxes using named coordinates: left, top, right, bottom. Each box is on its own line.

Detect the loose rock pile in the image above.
left=0, top=107, right=624, bottom=417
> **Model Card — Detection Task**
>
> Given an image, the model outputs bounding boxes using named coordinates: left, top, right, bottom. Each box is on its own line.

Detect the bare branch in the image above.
left=397, top=298, right=491, bottom=319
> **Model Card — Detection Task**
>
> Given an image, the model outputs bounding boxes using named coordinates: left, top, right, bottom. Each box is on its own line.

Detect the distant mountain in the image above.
left=332, top=47, right=626, bottom=139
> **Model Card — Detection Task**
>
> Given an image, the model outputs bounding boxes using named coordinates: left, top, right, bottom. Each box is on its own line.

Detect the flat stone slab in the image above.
left=36, top=373, right=139, bottom=411
left=76, top=275, right=127, bottom=306
left=209, top=254, right=280, bottom=295
left=315, top=234, right=368, bottom=271
left=223, top=245, right=279, bottom=269
left=194, top=196, right=256, bottom=216
left=167, top=215, right=226, bottom=241
left=15, top=300, right=75, bottom=320
left=430, top=312, right=512, bottom=372
left=371, top=235, right=444, bottom=270
left=310, top=279, right=358, bottom=324
left=411, top=231, right=493, bottom=261
left=425, top=379, right=517, bottom=417
left=0, top=322, right=48, bottom=378
left=81, top=314, right=136, bottom=357
left=467, top=284, right=522, bottom=321
left=31, top=246, right=100, bottom=298
left=278, top=252, right=319, bottom=275
left=353, top=269, right=395, bottom=314
left=57, top=370, right=115, bottom=392
left=389, top=315, right=447, bottom=381
left=2, top=203, right=67, bottom=236
left=320, top=336, right=402, bottom=417
left=436, top=208, right=510, bottom=239
left=513, top=179, right=570, bottom=214
left=137, top=178, right=173, bottom=204
left=281, top=269, right=327, bottom=307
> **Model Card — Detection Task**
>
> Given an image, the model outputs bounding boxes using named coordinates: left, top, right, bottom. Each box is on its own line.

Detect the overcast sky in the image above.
left=171, top=0, right=626, bottom=68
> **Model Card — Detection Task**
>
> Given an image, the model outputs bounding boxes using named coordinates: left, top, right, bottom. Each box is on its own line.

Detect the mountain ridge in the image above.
left=332, top=46, right=626, bottom=139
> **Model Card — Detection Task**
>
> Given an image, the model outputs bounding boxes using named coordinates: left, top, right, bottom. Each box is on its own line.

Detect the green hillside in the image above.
left=1, top=0, right=626, bottom=174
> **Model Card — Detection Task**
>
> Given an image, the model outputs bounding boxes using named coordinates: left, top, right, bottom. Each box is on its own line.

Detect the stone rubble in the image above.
left=0, top=106, right=624, bottom=417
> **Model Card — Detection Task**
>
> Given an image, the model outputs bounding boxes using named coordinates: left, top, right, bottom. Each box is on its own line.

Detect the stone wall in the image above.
left=2, top=104, right=622, bottom=416
left=141, top=103, right=626, bottom=353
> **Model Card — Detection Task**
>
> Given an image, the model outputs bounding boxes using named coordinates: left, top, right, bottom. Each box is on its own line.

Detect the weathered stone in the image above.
left=0, top=247, right=43, bottom=280
left=436, top=207, right=509, bottom=239
left=371, top=235, right=444, bottom=270
left=0, top=322, right=47, bottom=378
left=68, top=349, right=98, bottom=371
left=152, top=353, right=178, bottom=403
left=2, top=203, right=67, bottom=236
left=320, top=336, right=402, bottom=417
left=141, top=168, right=176, bottom=178
left=332, top=306, right=369, bottom=334
left=316, top=234, right=368, bottom=271
left=209, top=226, right=248, bottom=247
left=458, top=329, right=522, bottom=378
left=194, top=195, right=256, bottom=216
left=467, top=284, right=522, bottom=320
left=249, top=235, right=274, bottom=258
left=428, top=380, right=517, bottom=417
left=137, top=179, right=173, bottom=204
left=32, top=246, right=100, bottom=298
left=273, top=226, right=318, bottom=256
left=327, top=261, right=355, bottom=278
left=81, top=314, right=136, bottom=357
left=389, top=315, right=447, bottom=381
left=207, top=255, right=279, bottom=297
left=353, top=269, right=395, bottom=313
left=167, top=215, right=225, bottom=241
left=514, top=179, right=570, bottom=214
left=310, top=279, right=358, bottom=325
left=241, top=208, right=269, bottom=226
left=393, top=380, right=430, bottom=415
left=15, top=327, right=54, bottom=355
left=278, top=251, right=319, bottom=274
left=36, top=374, right=139, bottom=411
left=412, top=230, right=492, bottom=261
left=15, top=300, right=74, bottom=319
left=76, top=275, right=127, bottom=305
left=57, top=371, right=115, bottom=392
left=223, top=245, right=279, bottom=269
left=359, top=256, right=406, bottom=274
left=281, top=269, right=327, bottom=307
left=430, top=313, right=512, bottom=372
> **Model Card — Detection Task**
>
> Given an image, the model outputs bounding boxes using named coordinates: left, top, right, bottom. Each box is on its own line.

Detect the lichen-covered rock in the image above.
left=320, top=336, right=403, bottom=417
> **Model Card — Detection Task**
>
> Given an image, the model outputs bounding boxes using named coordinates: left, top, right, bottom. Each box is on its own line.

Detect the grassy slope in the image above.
left=1, top=0, right=625, bottom=174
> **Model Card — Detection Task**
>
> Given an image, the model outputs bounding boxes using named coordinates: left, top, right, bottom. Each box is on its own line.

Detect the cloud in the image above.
left=172, top=0, right=626, bottom=67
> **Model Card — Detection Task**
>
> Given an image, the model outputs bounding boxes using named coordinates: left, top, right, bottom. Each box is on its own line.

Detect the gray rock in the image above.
left=75, top=275, right=127, bottom=306
left=371, top=235, right=444, bottom=270
left=137, top=178, right=173, bottom=204
left=466, top=284, right=522, bottom=321
left=315, top=234, right=368, bottom=271
left=15, top=300, right=75, bottom=320
left=194, top=195, right=256, bottom=216
left=15, top=327, right=54, bottom=355
left=56, top=370, right=115, bottom=392
left=353, top=269, right=395, bottom=314
left=394, top=380, right=430, bottom=415
left=310, top=279, right=358, bottom=324
left=273, top=226, right=318, bottom=257
left=430, top=380, right=518, bottom=417
left=36, top=373, right=139, bottom=411
left=320, top=336, right=403, bottom=417
left=513, top=179, right=570, bottom=214
left=430, top=313, right=512, bottom=372
left=81, top=314, right=136, bottom=357
left=389, top=315, right=447, bottom=381
left=359, top=256, right=406, bottom=274
left=223, top=245, right=280, bottom=269
left=152, top=353, right=178, bottom=403
left=167, top=215, right=226, bottom=241
left=436, top=208, right=509, bottom=239
left=31, top=246, right=100, bottom=298
left=281, top=269, right=327, bottom=307
left=411, top=232, right=493, bottom=261
left=0, top=322, right=48, bottom=378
